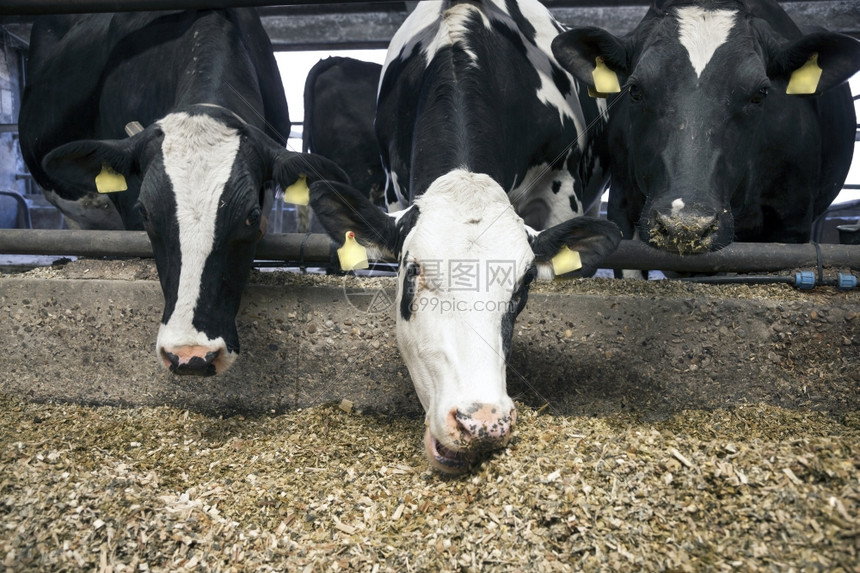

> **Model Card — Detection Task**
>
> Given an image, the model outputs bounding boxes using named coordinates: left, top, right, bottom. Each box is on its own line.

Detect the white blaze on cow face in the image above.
left=396, top=170, right=533, bottom=473
left=676, top=6, right=737, bottom=78
left=155, top=112, right=241, bottom=374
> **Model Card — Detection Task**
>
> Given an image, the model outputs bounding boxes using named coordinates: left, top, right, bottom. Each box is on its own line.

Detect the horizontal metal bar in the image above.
left=0, top=0, right=412, bottom=16
left=1, top=230, right=859, bottom=273
left=602, top=239, right=860, bottom=273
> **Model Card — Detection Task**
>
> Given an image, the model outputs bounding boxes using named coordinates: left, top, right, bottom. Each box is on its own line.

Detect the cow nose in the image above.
left=649, top=209, right=720, bottom=254
left=450, top=404, right=516, bottom=449
left=160, top=345, right=221, bottom=376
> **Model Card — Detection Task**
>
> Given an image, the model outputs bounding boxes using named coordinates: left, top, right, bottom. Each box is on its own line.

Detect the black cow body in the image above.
left=303, top=56, right=386, bottom=205
left=377, top=0, right=611, bottom=226
left=19, top=10, right=345, bottom=375
left=553, top=0, right=860, bottom=254
left=311, top=0, right=620, bottom=473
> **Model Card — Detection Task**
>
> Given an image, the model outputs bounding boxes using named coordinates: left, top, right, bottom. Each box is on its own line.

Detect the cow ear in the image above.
left=269, top=149, right=350, bottom=189
left=769, top=32, right=860, bottom=95
left=529, top=217, right=621, bottom=278
left=552, top=27, right=629, bottom=91
left=252, top=123, right=349, bottom=191
left=309, top=180, right=406, bottom=257
left=41, top=136, right=139, bottom=201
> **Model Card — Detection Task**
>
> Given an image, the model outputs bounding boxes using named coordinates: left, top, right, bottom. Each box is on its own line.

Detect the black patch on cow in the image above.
left=501, top=263, right=537, bottom=359
left=394, top=205, right=421, bottom=258
left=145, top=158, right=181, bottom=326
left=491, top=20, right=529, bottom=59
left=550, top=61, right=573, bottom=97
left=400, top=258, right=420, bottom=321
left=504, top=0, right=537, bottom=44
left=552, top=181, right=562, bottom=194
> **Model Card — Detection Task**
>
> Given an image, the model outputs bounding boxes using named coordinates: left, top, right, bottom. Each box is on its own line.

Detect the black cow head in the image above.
left=43, top=106, right=347, bottom=375
left=553, top=0, right=860, bottom=253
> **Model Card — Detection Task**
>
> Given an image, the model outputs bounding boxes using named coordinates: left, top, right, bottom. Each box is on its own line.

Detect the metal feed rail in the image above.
left=1, top=229, right=859, bottom=273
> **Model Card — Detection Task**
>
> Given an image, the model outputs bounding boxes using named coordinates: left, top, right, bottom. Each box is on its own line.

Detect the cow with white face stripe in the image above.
left=310, top=0, right=620, bottom=473
left=553, top=0, right=860, bottom=254
left=19, top=10, right=346, bottom=375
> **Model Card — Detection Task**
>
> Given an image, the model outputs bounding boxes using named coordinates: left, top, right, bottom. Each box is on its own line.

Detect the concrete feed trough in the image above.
left=1, top=259, right=856, bottom=417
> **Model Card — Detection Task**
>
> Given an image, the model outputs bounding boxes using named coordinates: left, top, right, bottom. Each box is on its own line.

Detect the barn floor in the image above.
left=0, top=259, right=858, bottom=570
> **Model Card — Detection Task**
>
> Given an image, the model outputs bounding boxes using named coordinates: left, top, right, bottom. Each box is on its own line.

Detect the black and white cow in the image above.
left=553, top=0, right=860, bottom=254
left=303, top=56, right=386, bottom=205
left=18, top=10, right=346, bottom=375
left=311, top=0, right=620, bottom=473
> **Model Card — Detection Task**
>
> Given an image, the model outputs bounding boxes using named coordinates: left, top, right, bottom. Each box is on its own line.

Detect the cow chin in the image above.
left=425, top=427, right=474, bottom=474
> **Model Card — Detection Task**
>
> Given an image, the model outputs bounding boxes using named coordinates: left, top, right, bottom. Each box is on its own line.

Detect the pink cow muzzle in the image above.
left=425, top=404, right=517, bottom=474
left=159, top=344, right=229, bottom=376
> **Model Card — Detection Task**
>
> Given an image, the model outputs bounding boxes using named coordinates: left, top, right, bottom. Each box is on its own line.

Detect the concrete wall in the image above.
left=1, top=262, right=857, bottom=419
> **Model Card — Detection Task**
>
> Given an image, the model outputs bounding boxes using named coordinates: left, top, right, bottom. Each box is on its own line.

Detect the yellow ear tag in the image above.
left=337, top=231, right=369, bottom=271
left=551, top=245, right=582, bottom=276
left=592, top=57, right=621, bottom=95
left=786, top=53, right=822, bottom=95
left=283, top=174, right=309, bottom=206
left=95, top=164, right=127, bottom=194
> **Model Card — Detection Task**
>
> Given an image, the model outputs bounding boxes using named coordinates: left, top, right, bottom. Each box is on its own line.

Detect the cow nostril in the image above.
left=454, top=409, right=477, bottom=443
left=446, top=409, right=470, bottom=446
left=162, top=349, right=179, bottom=369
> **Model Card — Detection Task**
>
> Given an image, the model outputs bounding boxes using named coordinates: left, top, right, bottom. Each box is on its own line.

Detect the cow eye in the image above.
left=750, top=86, right=768, bottom=105
left=628, top=83, right=644, bottom=102
left=245, top=208, right=261, bottom=227
left=136, top=202, right=149, bottom=223
left=405, top=261, right=420, bottom=279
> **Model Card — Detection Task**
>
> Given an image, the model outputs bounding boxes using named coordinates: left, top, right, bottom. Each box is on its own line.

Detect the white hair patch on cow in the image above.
left=510, top=160, right=580, bottom=229
left=397, top=170, right=532, bottom=448
left=426, top=3, right=489, bottom=65
left=156, top=111, right=240, bottom=358
left=676, top=6, right=737, bottom=78
left=384, top=1, right=490, bottom=72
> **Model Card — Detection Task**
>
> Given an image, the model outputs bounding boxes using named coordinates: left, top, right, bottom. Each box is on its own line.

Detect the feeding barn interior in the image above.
left=0, top=1, right=859, bottom=570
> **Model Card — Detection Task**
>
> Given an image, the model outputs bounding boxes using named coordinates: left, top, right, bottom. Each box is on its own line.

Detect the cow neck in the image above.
left=122, top=104, right=247, bottom=138
left=193, top=103, right=248, bottom=126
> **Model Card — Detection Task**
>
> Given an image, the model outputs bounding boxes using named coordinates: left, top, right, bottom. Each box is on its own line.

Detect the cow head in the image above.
left=42, top=105, right=346, bottom=376
left=311, top=170, right=620, bottom=472
left=553, top=0, right=860, bottom=253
